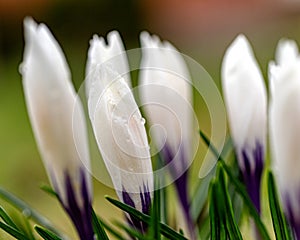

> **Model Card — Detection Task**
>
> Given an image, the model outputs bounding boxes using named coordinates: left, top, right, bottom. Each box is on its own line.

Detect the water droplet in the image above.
left=140, top=118, right=146, bottom=125
left=18, top=63, right=26, bottom=75
left=126, top=138, right=131, bottom=143
left=22, top=209, right=31, bottom=218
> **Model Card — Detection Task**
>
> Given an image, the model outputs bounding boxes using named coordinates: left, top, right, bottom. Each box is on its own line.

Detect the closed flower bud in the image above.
left=86, top=33, right=153, bottom=233
left=269, top=39, right=300, bottom=239
left=221, top=35, right=267, bottom=213
left=21, top=18, right=93, bottom=240
left=139, top=31, right=195, bottom=239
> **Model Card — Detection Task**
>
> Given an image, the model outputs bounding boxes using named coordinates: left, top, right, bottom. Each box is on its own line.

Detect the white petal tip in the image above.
left=107, top=30, right=122, bottom=44
left=140, top=31, right=160, bottom=48
left=227, top=34, right=251, bottom=57
left=276, top=39, right=299, bottom=65
left=23, top=17, right=37, bottom=40
left=222, top=34, right=254, bottom=74
left=23, top=17, right=36, bottom=29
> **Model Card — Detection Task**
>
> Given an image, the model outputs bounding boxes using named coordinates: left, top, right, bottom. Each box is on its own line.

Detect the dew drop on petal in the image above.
left=140, top=117, right=146, bottom=125
left=18, top=62, right=26, bottom=75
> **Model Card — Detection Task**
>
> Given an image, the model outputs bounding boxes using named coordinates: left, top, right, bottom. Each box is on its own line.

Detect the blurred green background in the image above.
left=1, top=0, right=300, bottom=239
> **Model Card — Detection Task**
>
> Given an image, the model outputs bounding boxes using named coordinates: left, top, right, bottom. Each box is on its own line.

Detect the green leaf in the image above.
left=267, top=171, right=293, bottom=240
left=105, top=196, right=187, bottom=240
left=191, top=137, right=233, bottom=222
left=34, top=226, right=62, bottom=240
left=191, top=166, right=215, bottom=222
left=221, top=162, right=270, bottom=239
left=91, top=208, right=109, bottom=240
left=198, top=211, right=210, bottom=240
left=0, top=187, right=63, bottom=238
left=0, top=206, right=19, bottom=230
left=148, top=177, right=161, bottom=240
left=21, top=215, right=36, bottom=240
left=40, top=185, right=58, bottom=199
left=209, top=180, right=226, bottom=240
left=199, top=130, right=271, bottom=240
left=114, top=220, right=148, bottom=240
left=0, top=221, right=29, bottom=240
left=97, top=217, right=125, bottom=240
left=218, top=166, right=243, bottom=239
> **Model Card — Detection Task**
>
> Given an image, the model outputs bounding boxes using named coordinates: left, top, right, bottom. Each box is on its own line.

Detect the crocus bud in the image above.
left=86, top=33, right=153, bottom=233
left=221, top=35, right=267, bottom=213
left=21, top=18, right=93, bottom=240
left=269, top=39, right=300, bottom=239
left=139, top=31, right=195, bottom=238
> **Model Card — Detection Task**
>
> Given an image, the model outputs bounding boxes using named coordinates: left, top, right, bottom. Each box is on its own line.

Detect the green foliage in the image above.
left=0, top=187, right=60, bottom=237
left=34, top=226, right=62, bottom=240
left=0, top=221, right=30, bottom=240
left=105, top=196, right=187, bottom=240
left=148, top=178, right=161, bottom=240
left=267, top=171, right=293, bottom=240
left=200, top=130, right=271, bottom=240
left=0, top=130, right=292, bottom=240
left=91, top=208, right=109, bottom=240
left=209, top=164, right=243, bottom=240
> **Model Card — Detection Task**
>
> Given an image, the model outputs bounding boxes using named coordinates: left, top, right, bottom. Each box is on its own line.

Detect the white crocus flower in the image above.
left=86, top=33, right=153, bottom=233
left=221, top=35, right=267, bottom=213
left=21, top=18, right=93, bottom=240
left=269, top=39, right=300, bottom=239
left=139, top=32, right=195, bottom=239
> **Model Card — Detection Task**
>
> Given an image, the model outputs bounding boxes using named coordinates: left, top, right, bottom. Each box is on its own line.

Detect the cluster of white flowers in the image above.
left=222, top=34, right=300, bottom=237
left=21, top=17, right=194, bottom=238
left=20, top=16, right=300, bottom=239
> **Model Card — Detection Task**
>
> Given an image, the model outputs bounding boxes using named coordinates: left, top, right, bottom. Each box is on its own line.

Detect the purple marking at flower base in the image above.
left=55, top=169, right=93, bottom=240
left=284, top=192, right=300, bottom=239
left=240, top=141, right=264, bottom=213
left=122, top=183, right=151, bottom=234
left=162, top=144, right=195, bottom=237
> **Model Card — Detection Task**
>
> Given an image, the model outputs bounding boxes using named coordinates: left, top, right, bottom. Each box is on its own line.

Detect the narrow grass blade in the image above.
left=34, top=226, right=62, bottom=240
left=148, top=177, right=161, bottom=240
left=0, top=206, right=19, bottom=230
left=209, top=180, right=225, bottom=240
left=0, top=221, right=29, bottom=240
left=191, top=137, right=232, bottom=222
left=218, top=167, right=243, bottom=239
left=97, top=217, right=125, bottom=240
left=105, top=196, right=187, bottom=240
left=199, top=130, right=271, bottom=240
left=267, top=171, right=292, bottom=240
left=114, top=221, right=148, bottom=240
left=40, top=185, right=58, bottom=199
left=191, top=166, right=215, bottom=222
left=0, top=187, right=62, bottom=237
left=91, top=208, right=109, bottom=240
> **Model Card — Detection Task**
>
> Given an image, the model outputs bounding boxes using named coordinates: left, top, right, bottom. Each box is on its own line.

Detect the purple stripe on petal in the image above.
left=162, top=144, right=189, bottom=213
left=61, top=169, right=93, bottom=240
left=140, top=184, right=151, bottom=231
left=284, top=192, right=300, bottom=239
left=240, top=141, right=264, bottom=213
left=140, top=183, right=151, bottom=215
left=122, top=185, right=152, bottom=234
left=162, top=144, right=194, bottom=235
left=122, top=188, right=136, bottom=209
